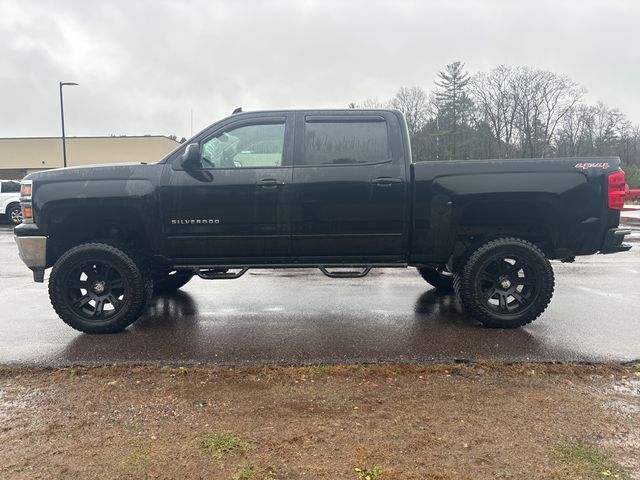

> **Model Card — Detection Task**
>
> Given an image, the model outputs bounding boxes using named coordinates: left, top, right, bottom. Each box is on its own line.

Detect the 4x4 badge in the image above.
left=575, top=162, right=610, bottom=170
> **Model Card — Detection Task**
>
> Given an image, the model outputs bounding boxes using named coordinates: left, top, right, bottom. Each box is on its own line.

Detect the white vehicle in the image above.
left=1, top=180, right=22, bottom=225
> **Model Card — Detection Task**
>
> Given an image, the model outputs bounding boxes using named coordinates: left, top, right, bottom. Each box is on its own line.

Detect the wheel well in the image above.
left=450, top=231, right=555, bottom=272
left=455, top=199, right=556, bottom=257
left=46, top=216, right=151, bottom=267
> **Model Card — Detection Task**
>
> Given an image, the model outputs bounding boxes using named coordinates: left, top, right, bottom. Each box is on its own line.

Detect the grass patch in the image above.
left=355, top=465, right=384, bottom=479
left=122, top=443, right=148, bottom=468
left=231, top=466, right=276, bottom=480
left=202, top=432, right=244, bottom=458
left=551, top=440, right=629, bottom=479
left=123, top=421, right=143, bottom=434
left=232, top=466, right=256, bottom=480
left=312, top=364, right=333, bottom=375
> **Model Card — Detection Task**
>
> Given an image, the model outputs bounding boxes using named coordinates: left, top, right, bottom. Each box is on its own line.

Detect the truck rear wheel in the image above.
left=454, top=237, right=554, bottom=328
left=49, top=243, right=151, bottom=334
left=417, top=266, right=454, bottom=293
left=154, top=271, right=194, bottom=295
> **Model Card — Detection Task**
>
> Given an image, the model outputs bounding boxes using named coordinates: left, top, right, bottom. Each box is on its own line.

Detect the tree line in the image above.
left=350, top=62, right=640, bottom=188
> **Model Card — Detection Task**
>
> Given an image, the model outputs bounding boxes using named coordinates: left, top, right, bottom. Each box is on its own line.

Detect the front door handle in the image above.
left=371, top=177, right=402, bottom=187
left=256, top=179, right=284, bottom=189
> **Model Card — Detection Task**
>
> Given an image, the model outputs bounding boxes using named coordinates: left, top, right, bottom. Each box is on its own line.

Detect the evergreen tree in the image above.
left=434, top=61, right=473, bottom=159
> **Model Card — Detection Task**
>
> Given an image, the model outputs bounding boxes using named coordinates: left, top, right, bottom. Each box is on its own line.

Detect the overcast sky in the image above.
left=1, top=0, right=639, bottom=139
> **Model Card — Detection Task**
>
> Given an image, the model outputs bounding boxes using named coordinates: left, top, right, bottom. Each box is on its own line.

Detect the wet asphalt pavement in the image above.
left=1, top=209, right=639, bottom=367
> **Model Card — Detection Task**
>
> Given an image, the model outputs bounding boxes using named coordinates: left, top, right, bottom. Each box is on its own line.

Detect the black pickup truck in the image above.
left=15, top=109, right=633, bottom=333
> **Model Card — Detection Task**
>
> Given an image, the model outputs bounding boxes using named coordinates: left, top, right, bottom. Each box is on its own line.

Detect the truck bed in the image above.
left=410, top=157, right=622, bottom=263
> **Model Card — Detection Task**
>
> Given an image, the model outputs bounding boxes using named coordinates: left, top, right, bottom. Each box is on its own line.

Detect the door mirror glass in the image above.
left=181, top=143, right=202, bottom=169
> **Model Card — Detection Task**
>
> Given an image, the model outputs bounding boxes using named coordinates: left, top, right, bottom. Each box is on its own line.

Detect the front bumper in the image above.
left=15, top=235, right=47, bottom=282
left=600, top=228, right=632, bottom=254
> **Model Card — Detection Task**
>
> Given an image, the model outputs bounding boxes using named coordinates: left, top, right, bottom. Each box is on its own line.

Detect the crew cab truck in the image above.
left=14, top=109, right=633, bottom=334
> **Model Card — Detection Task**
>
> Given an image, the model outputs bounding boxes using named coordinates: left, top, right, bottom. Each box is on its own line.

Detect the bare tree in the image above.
left=471, top=66, right=519, bottom=158
left=556, top=104, right=592, bottom=156
left=349, top=98, right=390, bottom=109
left=391, top=86, right=429, bottom=139
left=589, top=102, right=627, bottom=155
left=472, top=66, right=583, bottom=158
left=511, top=67, right=584, bottom=157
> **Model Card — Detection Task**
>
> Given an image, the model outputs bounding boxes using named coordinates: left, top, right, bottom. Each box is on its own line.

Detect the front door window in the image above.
left=201, top=123, right=285, bottom=169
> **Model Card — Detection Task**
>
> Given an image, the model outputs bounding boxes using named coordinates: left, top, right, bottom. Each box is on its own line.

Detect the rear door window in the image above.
left=301, top=118, right=390, bottom=166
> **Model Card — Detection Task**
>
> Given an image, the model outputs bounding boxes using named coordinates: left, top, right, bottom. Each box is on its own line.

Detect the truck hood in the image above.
left=24, top=162, right=158, bottom=183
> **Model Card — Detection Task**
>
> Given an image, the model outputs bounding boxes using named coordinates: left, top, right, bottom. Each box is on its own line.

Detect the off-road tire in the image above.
left=153, top=271, right=194, bottom=295
left=49, top=242, right=151, bottom=334
left=7, top=204, right=22, bottom=225
left=453, top=237, right=554, bottom=328
left=417, top=266, right=455, bottom=293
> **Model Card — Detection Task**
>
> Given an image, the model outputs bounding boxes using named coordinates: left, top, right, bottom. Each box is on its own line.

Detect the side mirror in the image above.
left=181, top=143, right=201, bottom=169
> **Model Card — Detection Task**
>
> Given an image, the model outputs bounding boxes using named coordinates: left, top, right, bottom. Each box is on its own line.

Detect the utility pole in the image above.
left=59, top=81, right=78, bottom=168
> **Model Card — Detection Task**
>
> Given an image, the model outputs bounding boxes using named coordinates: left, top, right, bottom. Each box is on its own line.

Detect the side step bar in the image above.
left=319, top=266, right=372, bottom=278
left=195, top=266, right=373, bottom=279
left=196, top=268, right=248, bottom=280
left=171, top=264, right=403, bottom=280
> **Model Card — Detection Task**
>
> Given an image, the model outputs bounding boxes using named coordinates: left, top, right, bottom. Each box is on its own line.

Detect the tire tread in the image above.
left=48, top=242, right=149, bottom=334
left=453, top=237, right=555, bottom=328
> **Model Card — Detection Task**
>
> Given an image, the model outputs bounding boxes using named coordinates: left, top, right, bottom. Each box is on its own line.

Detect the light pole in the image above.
left=59, top=81, right=78, bottom=168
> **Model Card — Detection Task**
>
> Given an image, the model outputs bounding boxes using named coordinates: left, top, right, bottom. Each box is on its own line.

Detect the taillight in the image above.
left=607, top=171, right=626, bottom=210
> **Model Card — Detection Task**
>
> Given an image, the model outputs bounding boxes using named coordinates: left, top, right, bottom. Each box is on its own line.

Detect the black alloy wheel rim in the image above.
left=64, top=260, right=127, bottom=321
left=475, top=253, right=538, bottom=316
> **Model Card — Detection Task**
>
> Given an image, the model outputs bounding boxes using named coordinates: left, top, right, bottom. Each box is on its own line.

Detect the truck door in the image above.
left=161, top=114, right=294, bottom=263
left=291, top=112, right=408, bottom=261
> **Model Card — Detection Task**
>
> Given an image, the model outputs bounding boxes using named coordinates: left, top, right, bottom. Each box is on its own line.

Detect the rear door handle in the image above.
left=256, top=179, right=284, bottom=189
left=371, top=177, right=402, bottom=187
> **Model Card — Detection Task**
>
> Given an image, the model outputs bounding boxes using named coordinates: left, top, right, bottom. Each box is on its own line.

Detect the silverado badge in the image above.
left=171, top=219, right=220, bottom=225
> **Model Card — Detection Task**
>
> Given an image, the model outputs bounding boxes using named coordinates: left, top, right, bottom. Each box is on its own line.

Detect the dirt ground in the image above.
left=1, top=363, right=639, bottom=480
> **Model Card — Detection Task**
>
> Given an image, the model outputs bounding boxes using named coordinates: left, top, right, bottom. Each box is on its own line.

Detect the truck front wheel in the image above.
left=49, top=243, right=151, bottom=334
left=417, top=266, right=454, bottom=293
left=454, top=237, right=554, bottom=328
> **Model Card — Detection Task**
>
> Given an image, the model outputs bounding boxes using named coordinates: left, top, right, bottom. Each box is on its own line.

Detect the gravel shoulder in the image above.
left=1, top=363, right=639, bottom=480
